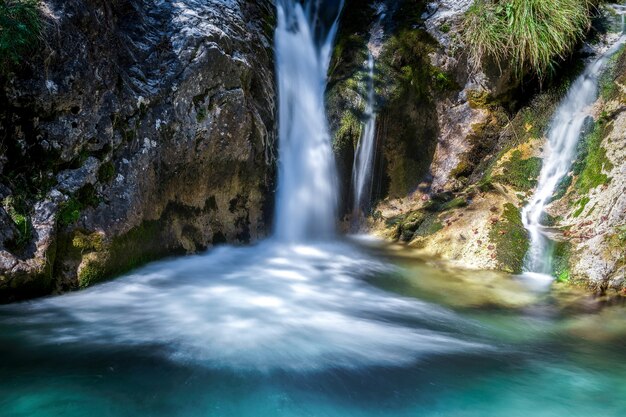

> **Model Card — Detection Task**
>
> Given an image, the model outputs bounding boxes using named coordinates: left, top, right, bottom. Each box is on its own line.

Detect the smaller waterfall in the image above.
left=522, top=28, right=626, bottom=274
left=351, top=53, right=378, bottom=223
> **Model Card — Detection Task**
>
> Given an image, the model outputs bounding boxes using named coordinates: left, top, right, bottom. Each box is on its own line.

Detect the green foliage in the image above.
left=432, top=67, right=459, bottom=92
left=495, top=150, right=543, bottom=191
left=463, top=0, right=593, bottom=78
left=2, top=196, right=31, bottom=249
left=489, top=203, right=529, bottom=273
left=0, top=0, right=42, bottom=72
left=334, top=111, right=361, bottom=151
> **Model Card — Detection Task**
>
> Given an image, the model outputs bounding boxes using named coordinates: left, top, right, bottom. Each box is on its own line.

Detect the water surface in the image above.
left=1, top=239, right=625, bottom=417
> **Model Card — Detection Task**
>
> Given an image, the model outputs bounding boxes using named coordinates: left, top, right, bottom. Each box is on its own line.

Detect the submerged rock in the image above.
left=0, top=0, right=276, bottom=301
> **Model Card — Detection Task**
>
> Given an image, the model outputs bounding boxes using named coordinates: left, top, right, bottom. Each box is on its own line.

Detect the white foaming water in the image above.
left=522, top=32, right=626, bottom=274
left=3, top=241, right=486, bottom=371
left=352, top=53, right=378, bottom=223
left=273, top=0, right=342, bottom=241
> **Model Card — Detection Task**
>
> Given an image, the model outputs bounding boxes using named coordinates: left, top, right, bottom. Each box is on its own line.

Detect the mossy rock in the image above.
left=572, top=120, right=614, bottom=195
left=494, top=150, right=543, bottom=191
left=552, top=241, right=572, bottom=283
left=414, top=214, right=444, bottom=239
left=489, top=203, right=529, bottom=274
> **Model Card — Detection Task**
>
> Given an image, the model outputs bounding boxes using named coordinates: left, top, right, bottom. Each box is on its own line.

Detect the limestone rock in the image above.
left=0, top=0, right=276, bottom=301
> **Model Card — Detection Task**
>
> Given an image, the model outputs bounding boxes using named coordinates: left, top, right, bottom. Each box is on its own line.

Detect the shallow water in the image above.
left=1, top=239, right=625, bottom=416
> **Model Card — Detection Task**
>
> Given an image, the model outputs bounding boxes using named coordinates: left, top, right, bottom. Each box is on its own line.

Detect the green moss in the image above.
left=57, top=185, right=101, bottom=227
left=398, top=211, right=428, bottom=242
left=494, top=150, right=543, bottom=191
left=476, top=86, right=566, bottom=192
left=78, top=259, right=106, bottom=288
left=57, top=198, right=82, bottom=226
left=440, top=22, right=451, bottom=33
left=196, top=106, right=207, bottom=122
left=467, top=90, right=497, bottom=109
left=425, top=196, right=469, bottom=212
left=74, top=220, right=173, bottom=288
left=489, top=203, right=529, bottom=273
left=573, top=121, right=614, bottom=194
left=334, top=111, right=361, bottom=151
left=432, top=67, right=459, bottom=92
left=414, top=215, right=444, bottom=238
left=552, top=241, right=572, bottom=283
left=72, top=231, right=105, bottom=253
left=599, top=44, right=626, bottom=100
left=572, top=196, right=590, bottom=218
left=97, top=162, right=115, bottom=183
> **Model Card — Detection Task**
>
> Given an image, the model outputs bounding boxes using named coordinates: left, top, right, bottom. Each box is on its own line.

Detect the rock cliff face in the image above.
left=328, top=0, right=513, bottom=216
left=332, top=0, right=625, bottom=294
left=0, top=0, right=276, bottom=301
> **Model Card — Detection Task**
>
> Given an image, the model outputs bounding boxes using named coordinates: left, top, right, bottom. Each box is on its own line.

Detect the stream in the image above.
left=1, top=239, right=625, bottom=416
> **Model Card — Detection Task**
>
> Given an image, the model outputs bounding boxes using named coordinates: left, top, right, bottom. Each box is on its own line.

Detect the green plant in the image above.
left=0, top=0, right=42, bottom=72
left=2, top=196, right=31, bottom=249
left=463, top=0, right=593, bottom=78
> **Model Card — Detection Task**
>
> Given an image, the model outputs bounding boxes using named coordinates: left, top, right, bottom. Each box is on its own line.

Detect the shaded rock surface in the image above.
left=0, top=0, right=276, bottom=301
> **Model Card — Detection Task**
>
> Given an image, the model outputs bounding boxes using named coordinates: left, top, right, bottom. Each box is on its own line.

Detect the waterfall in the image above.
left=273, top=0, right=343, bottom=242
left=522, top=30, right=626, bottom=275
left=351, top=53, right=378, bottom=224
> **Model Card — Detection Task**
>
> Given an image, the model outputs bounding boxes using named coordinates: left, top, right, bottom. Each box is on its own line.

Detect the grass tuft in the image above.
left=0, top=0, right=42, bottom=72
left=463, top=0, right=594, bottom=79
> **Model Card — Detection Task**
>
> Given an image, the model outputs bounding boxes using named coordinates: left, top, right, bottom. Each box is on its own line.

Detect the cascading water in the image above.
left=0, top=0, right=484, bottom=374
left=351, top=53, right=377, bottom=223
left=273, top=0, right=343, bottom=242
left=522, top=27, right=626, bottom=275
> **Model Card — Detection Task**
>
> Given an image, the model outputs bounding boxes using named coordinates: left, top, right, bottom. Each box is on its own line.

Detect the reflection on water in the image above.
left=0, top=240, right=625, bottom=417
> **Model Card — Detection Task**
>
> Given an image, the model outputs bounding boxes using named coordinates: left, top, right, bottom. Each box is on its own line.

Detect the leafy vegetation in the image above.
left=2, top=196, right=31, bottom=250
left=463, top=0, right=594, bottom=78
left=0, top=0, right=42, bottom=72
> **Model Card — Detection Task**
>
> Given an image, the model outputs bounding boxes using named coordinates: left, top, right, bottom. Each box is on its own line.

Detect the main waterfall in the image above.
left=274, top=0, right=343, bottom=241
left=522, top=31, right=626, bottom=275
